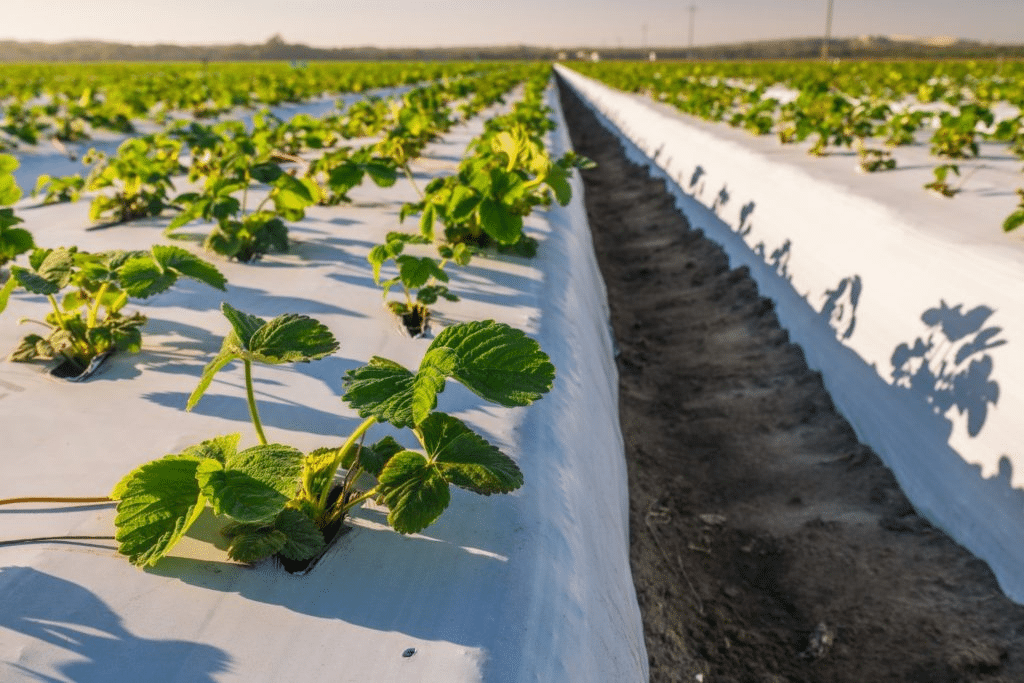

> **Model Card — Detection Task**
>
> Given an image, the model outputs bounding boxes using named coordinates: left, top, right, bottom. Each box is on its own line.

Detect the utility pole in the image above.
left=822, top=0, right=834, bottom=59
left=688, top=5, right=696, bottom=57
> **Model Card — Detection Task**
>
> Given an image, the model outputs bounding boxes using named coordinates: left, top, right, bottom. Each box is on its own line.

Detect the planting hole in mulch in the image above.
left=49, top=351, right=112, bottom=381
left=557, top=73, right=1024, bottom=683
left=401, top=307, right=428, bottom=338
left=276, top=485, right=351, bottom=575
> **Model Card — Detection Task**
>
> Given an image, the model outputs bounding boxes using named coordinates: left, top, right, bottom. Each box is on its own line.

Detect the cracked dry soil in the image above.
left=557, top=76, right=1024, bottom=683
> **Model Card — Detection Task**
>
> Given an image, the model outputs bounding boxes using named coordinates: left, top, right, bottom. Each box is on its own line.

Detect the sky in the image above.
left=3, top=0, right=1023, bottom=48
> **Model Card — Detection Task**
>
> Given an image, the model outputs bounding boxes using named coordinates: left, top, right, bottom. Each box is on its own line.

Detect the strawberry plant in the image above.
left=407, top=123, right=593, bottom=253
left=930, top=104, right=995, bottom=159
left=0, top=155, right=34, bottom=268
left=305, top=146, right=397, bottom=206
left=0, top=245, right=226, bottom=377
left=33, top=173, right=86, bottom=205
left=83, top=134, right=184, bottom=224
left=373, top=89, right=455, bottom=196
left=367, top=232, right=467, bottom=336
left=857, top=146, right=896, bottom=173
left=110, top=304, right=554, bottom=569
left=169, top=117, right=318, bottom=262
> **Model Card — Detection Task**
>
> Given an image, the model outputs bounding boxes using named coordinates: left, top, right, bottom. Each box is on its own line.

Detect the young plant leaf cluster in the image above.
left=167, top=115, right=320, bottom=262
left=82, top=134, right=185, bottom=224
left=111, top=304, right=554, bottom=567
left=0, top=245, right=225, bottom=374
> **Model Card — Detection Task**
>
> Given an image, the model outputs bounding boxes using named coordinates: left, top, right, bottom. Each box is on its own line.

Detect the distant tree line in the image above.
left=0, top=35, right=1021, bottom=63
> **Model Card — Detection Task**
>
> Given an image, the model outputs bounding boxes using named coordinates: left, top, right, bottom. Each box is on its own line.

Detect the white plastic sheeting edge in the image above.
left=557, top=64, right=1024, bottom=603
left=0, top=84, right=647, bottom=682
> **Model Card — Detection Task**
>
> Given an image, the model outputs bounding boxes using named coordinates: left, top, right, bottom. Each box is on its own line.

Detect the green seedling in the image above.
left=110, top=304, right=554, bottom=568
left=930, top=104, right=995, bottom=159
left=33, top=173, right=85, bottom=205
left=0, top=245, right=226, bottom=376
left=368, top=232, right=468, bottom=336
left=857, top=146, right=896, bottom=173
left=169, top=117, right=318, bottom=262
left=925, top=163, right=961, bottom=197
left=407, top=123, right=594, bottom=254
left=84, top=134, right=184, bottom=224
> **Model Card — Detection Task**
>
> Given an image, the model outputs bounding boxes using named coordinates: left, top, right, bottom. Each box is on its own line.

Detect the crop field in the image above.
left=3, top=56, right=1024, bottom=682
left=0, top=60, right=647, bottom=681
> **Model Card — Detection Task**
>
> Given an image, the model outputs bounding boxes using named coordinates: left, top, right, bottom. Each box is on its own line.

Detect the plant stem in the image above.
left=46, top=295, right=68, bottom=331
left=402, top=163, right=423, bottom=198
left=0, top=496, right=112, bottom=506
left=340, top=487, right=379, bottom=514
left=244, top=359, right=268, bottom=445
left=317, top=416, right=377, bottom=510
left=88, top=282, right=109, bottom=328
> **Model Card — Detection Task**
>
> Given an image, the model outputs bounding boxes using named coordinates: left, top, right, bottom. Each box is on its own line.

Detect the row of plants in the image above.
left=30, top=68, right=534, bottom=264
left=0, top=65, right=585, bottom=572
left=569, top=60, right=1024, bottom=230
left=0, top=61, right=512, bottom=151
left=368, top=72, right=595, bottom=335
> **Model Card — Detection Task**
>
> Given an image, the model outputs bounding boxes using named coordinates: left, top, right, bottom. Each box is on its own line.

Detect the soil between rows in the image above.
left=556, top=76, right=1024, bottom=683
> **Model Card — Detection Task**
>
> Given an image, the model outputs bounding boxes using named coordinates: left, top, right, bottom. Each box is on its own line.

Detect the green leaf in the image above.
left=364, top=160, right=397, bottom=187
left=195, top=459, right=289, bottom=524
left=367, top=242, right=400, bottom=283
left=224, top=522, right=288, bottom=563
left=248, top=313, right=339, bottom=364
left=151, top=245, right=227, bottom=291
left=358, top=436, right=405, bottom=477
left=274, top=508, right=326, bottom=561
left=304, top=446, right=345, bottom=495
left=0, top=156, right=21, bottom=205
left=251, top=163, right=283, bottom=183
left=0, top=154, right=18, bottom=176
left=0, top=274, right=17, bottom=314
left=111, top=455, right=206, bottom=567
left=411, top=346, right=458, bottom=425
left=342, top=356, right=415, bottom=427
left=377, top=450, right=450, bottom=534
left=427, top=320, right=555, bottom=407
left=1003, top=209, right=1024, bottom=233
left=396, top=255, right=447, bottom=290
left=544, top=164, right=572, bottom=206
left=180, top=433, right=240, bottom=464
left=221, top=302, right=266, bottom=351
left=186, top=341, right=238, bottom=411
left=419, top=413, right=523, bottom=494
left=11, top=247, right=74, bottom=295
left=117, top=257, right=176, bottom=298
left=478, top=198, right=523, bottom=245
left=419, top=202, right=436, bottom=241
left=328, top=162, right=363, bottom=193
left=8, top=333, right=51, bottom=361
left=0, top=224, right=32, bottom=264
left=446, top=184, right=479, bottom=221
left=227, top=443, right=303, bottom=497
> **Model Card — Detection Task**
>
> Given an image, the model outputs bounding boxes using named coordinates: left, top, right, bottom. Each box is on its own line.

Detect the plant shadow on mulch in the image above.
left=556, top=74, right=1024, bottom=683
